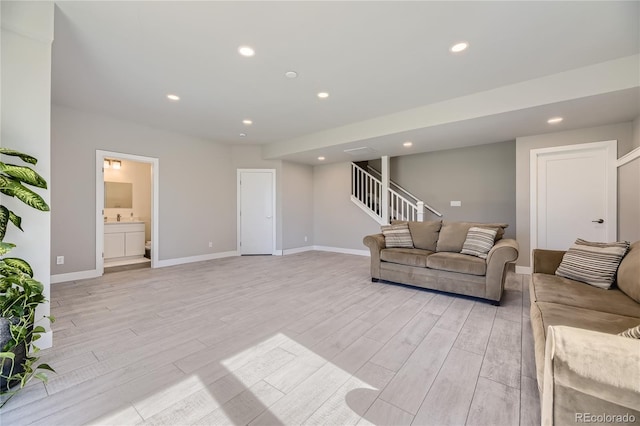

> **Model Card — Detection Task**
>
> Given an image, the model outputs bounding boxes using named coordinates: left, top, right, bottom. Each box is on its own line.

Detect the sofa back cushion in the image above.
left=617, top=241, right=640, bottom=303
left=408, top=220, right=442, bottom=251
left=436, top=221, right=508, bottom=253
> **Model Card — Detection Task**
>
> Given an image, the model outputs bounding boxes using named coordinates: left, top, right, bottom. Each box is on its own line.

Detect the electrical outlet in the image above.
left=56, top=256, right=64, bottom=265
left=208, top=242, right=213, bottom=248
left=304, top=236, right=308, bottom=242
left=450, top=201, right=462, bottom=207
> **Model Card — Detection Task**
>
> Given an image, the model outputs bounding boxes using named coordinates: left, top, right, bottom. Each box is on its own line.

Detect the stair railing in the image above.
left=367, top=165, right=442, bottom=217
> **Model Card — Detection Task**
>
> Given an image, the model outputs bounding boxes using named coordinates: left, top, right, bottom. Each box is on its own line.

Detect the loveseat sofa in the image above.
left=363, top=220, right=519, bottom=304
left=530, top=241, right=640, bottom=425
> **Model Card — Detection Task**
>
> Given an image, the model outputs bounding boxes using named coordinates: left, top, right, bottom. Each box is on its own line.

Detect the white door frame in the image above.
left=530, top=140, right=617, bottom=257
left=96, top=150, right=160, bottom=275
left=237, top=169, right=277, bottom=255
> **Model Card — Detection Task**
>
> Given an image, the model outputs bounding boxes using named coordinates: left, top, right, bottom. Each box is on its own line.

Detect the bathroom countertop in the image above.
left=105, top=221, right=145, bottom=224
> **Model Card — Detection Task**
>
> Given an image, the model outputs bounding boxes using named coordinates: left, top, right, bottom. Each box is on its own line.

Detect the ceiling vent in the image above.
left=343, top=147, right=377, bottom=157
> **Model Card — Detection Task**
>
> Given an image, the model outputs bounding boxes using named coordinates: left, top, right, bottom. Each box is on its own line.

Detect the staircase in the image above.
left=350, top=162, right=442, bottom=225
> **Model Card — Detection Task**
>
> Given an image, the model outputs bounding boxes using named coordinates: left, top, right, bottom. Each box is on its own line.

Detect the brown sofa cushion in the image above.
left=436, top=221, right=508, bottom=253
left=617, top=241, right=640, bottom=304
left=426, top=252, right=486, bottom=276
left=530, top=273, right=640, bottom=319
left=392, top=220, right=442, bottom=251
left=408, top=220, right=442, bottom=251
left=530, top=301, right=640, bottom=389
left=380, top=248, right=433, bottom=268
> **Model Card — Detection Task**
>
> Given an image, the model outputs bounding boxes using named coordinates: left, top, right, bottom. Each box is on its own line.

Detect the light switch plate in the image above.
left=450, top=201, right=462, bottom=207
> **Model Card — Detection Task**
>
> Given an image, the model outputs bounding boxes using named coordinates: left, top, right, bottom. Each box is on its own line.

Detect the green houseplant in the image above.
left=0, top=147, right=53, bottom=407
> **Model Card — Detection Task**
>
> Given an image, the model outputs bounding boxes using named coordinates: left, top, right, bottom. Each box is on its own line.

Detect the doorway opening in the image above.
left=96, top=150, right=159, bottom=275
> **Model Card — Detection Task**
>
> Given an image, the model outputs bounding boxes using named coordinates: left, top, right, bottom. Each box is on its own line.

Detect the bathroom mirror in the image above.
left=105, top=181, right=133, bottom=208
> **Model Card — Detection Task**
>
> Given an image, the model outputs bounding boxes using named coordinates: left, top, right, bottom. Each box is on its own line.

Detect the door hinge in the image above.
left=102, top=252, right=104, bottom=258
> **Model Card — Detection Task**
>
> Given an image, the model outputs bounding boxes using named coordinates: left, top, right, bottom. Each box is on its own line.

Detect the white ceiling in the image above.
left=52, top=1, right=640, bottom=164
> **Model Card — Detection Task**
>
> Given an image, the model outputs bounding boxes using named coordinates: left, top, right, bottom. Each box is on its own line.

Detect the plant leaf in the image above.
left=8, top=210, right=23, bottom=232
left=0, top=242, right=15, bottom=255
left=2, top=258, right=33, bottom=277
left=0, top=162, right=47, bottom=189
left=0, top=177, right=49, bottom=211
left=37, top=363, right=55, bottom=373
left=0, top=148, right=37, bottom=165
left=0, top=205, right=8, bottom=241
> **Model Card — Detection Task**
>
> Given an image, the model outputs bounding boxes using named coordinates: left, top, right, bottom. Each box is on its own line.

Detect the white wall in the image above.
left=515, top=122, right=636, bottom=268
left=1, top=1, right=54, bottom=347
left=104, top=159, right=152, bottom=240
left=51, top=105, right=237, bottom=275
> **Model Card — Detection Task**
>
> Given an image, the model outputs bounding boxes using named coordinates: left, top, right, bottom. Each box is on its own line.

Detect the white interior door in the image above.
left=238, top=170, right=275, bottom=255
left=531, top=141, right=617, bottom=251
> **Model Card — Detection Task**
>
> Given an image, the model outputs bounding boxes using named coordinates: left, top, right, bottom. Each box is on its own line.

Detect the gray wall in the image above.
left=282, top=162, right=314, bottom=249
left=618, top=116, right=640, bottom=243
left=2, top=1, right=55, bottom=341
left=313, top=162, right=381, bottom=250
left=387, top=141, right=516, bottom=238
left=515, top=122, right=636, bottom=268
left=52, top=105, right=237, bottom=274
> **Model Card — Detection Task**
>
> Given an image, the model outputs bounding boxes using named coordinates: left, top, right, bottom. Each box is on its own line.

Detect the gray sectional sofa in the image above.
left=363, top=220, right=519, bottom=304
left=530, top=242, right=640, bottom=424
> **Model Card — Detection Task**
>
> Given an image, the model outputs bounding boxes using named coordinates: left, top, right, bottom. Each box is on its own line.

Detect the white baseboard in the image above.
left=516, top=266, right=532, bottom=275
left=313, top=246, right=370, bottom=257
left=282, top=246, right=314, bottom=255
left=155, top=251, right=239, bottom=268
left=51, top=269, right=100, bottom=284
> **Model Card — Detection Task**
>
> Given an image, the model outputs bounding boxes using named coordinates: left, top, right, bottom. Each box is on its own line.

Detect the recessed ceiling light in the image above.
left=166, top=94, right=180, bottom=101
left=242, top=119, right=253, bottom=125
left=403, top=141, right=413, bottom=147
left=238, top=46, right=255, bottom=57
left=317, top=92, right=329, bottom=99
left=285, top=71, right=298, bottom=79
left=547, top=117, right=564, bottom=124
left=318, top=156, right=325, bottom=161
left=239, top=133, right=247, bottom=137
left=450, top=42, right=469, bottom=53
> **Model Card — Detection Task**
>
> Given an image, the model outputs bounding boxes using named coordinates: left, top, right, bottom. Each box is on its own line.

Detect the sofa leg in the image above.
left=371, top=278, right=380, bottom=283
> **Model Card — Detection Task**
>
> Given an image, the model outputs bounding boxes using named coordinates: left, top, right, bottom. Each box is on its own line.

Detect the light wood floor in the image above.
left=1, top=252, right=540, bottom=425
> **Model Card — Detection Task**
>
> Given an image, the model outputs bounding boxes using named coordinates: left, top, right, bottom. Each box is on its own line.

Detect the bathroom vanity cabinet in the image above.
left=104, top=222, right=145, bottom=260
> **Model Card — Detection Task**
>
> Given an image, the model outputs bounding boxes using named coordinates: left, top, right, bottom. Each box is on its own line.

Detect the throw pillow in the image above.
left=436, top=221, right=508, bottom=253
left=555, top=238, right=630, bottom=289
left=460, top=227, right=498, bottom=259
left=618, top=324, right=640, bottom=339
left=381, top=223, right=414, bottom=248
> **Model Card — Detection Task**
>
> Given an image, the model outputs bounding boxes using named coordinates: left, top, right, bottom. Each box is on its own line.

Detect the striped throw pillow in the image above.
left=381, top=223, right=414, bottom=248
left=618, top=324, right=640, bottom=339
left=460, top=227, right=497, bottom=259
left=555, top=239, right=630, bottom=289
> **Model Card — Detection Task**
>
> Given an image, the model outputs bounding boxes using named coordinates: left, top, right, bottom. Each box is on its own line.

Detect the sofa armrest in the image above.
left=542, top=326, right=640, bottom=425
left=363, top=234, right=385, bottom=280
left=484, top=238, right=519, bottom=302
left=532, top=249, right=566, bottom=275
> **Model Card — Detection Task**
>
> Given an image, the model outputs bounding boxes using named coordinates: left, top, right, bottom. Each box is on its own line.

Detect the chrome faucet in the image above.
left=117, top=214, right=121, bottom=222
